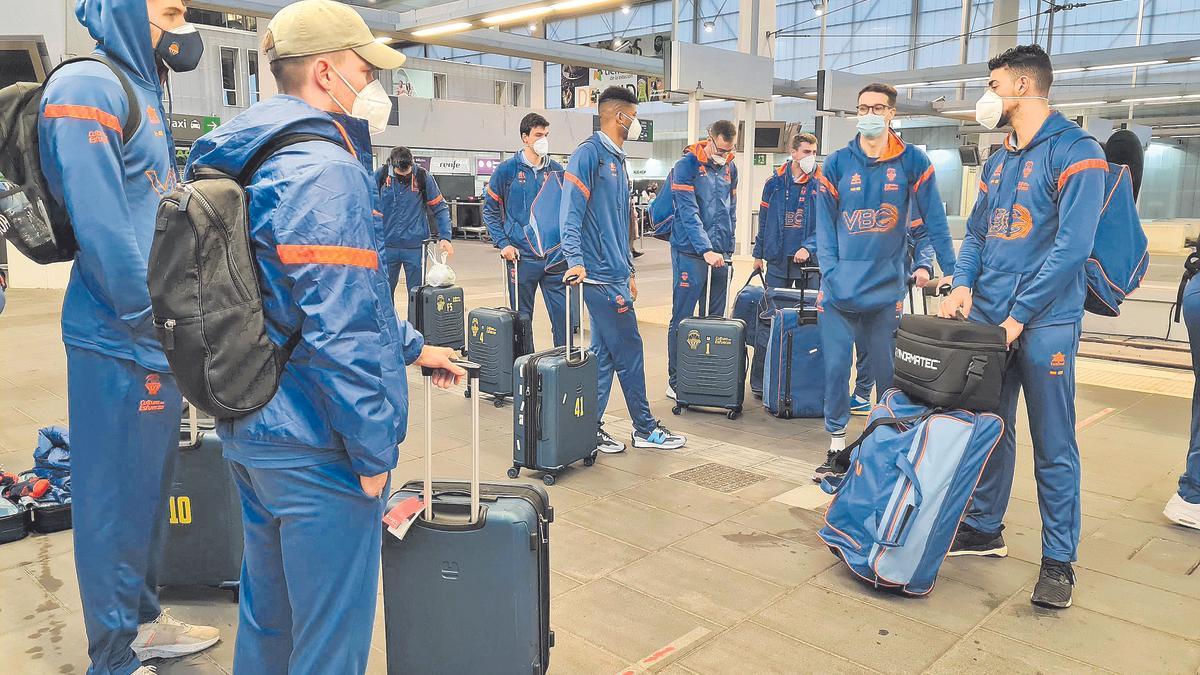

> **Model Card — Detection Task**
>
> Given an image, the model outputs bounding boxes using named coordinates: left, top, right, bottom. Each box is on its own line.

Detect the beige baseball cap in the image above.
left=264, top=0, right=405, bottom=70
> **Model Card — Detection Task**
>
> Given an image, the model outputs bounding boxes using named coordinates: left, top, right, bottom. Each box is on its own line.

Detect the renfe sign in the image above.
left=430, top=156, right=471, bottom=174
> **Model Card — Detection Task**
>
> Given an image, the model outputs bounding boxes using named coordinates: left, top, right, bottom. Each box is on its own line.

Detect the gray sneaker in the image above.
left=597, top=428, right=626, bottom=454
left=1031, top=557, right=1075, bottom=609
left=632, top=424, right=686, bottom=450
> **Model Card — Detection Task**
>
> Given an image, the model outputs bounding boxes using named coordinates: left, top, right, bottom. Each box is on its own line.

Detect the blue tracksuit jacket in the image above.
left=953, top=111, right=1107, bottom=327
left=669, top=141, right=738, bottom=256
left=483, top=151, right=564, bottom=257
left=561, top=132, right=633, bottom=284
left=39, top=0, right=178, bottom=372
left=755, top=160, right=820, bottom=267
left=375, top=165, right=453, bottom=248
left=188, top=97, right=424, bottom=477
left=816, top=130, right=957, bottom=313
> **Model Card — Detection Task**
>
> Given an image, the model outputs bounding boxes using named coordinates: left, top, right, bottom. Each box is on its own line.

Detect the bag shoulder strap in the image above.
left=49, top=54, right=142, bottom=140
left=831, top=409, right=937, bottom=475
left=236, top=132, right=339, bottom=185
left=1176, top=248, right=1200, bottom=323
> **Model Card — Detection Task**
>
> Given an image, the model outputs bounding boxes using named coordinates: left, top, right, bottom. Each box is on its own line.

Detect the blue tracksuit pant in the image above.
left=819, top=300, right=901, bottom=434
left=505, top=257, right=568, bottom=348
left=584, top=282, right=657, bottom=435
left=67, top=347, right=182, bottom=675
left=667, top=249, right=730, bottom=389
left=965, top=321, right=1083, bottom=562
left=229, top=457, right=386, bottom=675
left=385, top=245, right=424, bottom=296
left=1179, top=277, right=1200, bottom=503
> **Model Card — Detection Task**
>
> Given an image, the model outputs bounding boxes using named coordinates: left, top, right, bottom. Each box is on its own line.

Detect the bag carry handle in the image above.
left=742, top=268, right=765, bottom=290
left=564, top=276, right=585, bottom=364
left=878, top=453, right=923, bottom=548
left=820, top=409, right=937, bottom=494
left=422, top=360, right=482, bottom=523
left=701, top=259, right=734, bottom=319
left=503, top=256, right=519, bottom=313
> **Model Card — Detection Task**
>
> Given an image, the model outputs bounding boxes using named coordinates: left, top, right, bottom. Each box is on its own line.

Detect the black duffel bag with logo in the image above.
left=892, top=314, right=1008, bottom=412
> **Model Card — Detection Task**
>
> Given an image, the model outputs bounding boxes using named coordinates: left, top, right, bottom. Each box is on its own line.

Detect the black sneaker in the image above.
left=947, top=522, right=1008, bottom=557
left=811, top=451, right=848, bottom=483
left=1031, top=557, right=1075, bottom=609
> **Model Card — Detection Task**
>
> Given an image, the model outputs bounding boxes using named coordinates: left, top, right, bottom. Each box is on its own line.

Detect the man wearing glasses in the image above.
left=665, top=120, right=739, bottom=400
left=811, top=84, right=957, bottom=480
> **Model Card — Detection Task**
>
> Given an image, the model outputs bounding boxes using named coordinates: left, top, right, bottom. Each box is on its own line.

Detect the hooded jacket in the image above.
left=187, top=96, right=424, bottom=477
left=668, top=141, right=738, bottom=257
left=953, top=111, right=1106, bottom=327
left=816, top=130, right=957, bottom=313
left=561, top=132, right=634, bottom=284
left=374, top=165, right=453, bottom=249
left=39, top=0, right=176, bottom=371
left=483, top=151, right=564, bottom=258
left=754, top=160, right=820, bottom=266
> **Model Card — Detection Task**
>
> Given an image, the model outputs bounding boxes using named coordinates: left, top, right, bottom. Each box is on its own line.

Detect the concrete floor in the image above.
left=2, top=238, right=1200, bottom=674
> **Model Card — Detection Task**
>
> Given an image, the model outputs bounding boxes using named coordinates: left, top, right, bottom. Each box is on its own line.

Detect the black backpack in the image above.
left=148, top=133, right=337, bottom=419
left=0, top=55, right=142, bottom=263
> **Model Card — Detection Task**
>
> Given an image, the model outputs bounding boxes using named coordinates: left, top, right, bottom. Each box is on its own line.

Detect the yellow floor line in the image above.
left=1076, top=357, right=1193, bottom=398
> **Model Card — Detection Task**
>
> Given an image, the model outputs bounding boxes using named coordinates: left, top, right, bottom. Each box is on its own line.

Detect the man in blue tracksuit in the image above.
left=813, top=83, right=957, bottom=480
left=665, top=120, right=738, bottom=398
left=1167, top=253, right=1200, bottom=529
left=39, top=0, right=220, bottom=671
left=375, top=145, right=455, bottom=301
left=187, top=2, right=464, bottom=670
left=754, top=132, right=821, bottom=291
left=484, top=112, right=567, bottom=347
left=561, top=86, right=686, bottom=454
left=941, top=45, right=1106, bottom=610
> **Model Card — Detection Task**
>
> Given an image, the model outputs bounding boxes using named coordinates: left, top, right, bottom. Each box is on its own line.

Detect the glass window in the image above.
left=433, top=73, right=447, bottom=100
left=220, top=47, right=238, bottom=107
left=512, top=81, right=526, bottom=105
left=495, top=81, right=508, bottom=105
left=247, top=49, right=259, bottom=105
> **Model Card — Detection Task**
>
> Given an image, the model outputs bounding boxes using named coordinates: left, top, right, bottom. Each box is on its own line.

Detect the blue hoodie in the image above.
left=374, top=165, right=453, bottom=248
left=754, top=160, right=820, bottom=266
left=186, top=96, right=424, bottom=477
left=953, top=111, right=1106, bottom=327
left=39, top=0, right=176, bottom=371
left=560, top=132, right=633, bottom=284
left=483, top=151, right=564, bottom=257
left=669, top=141, right=738, bottom=256
left=816, top=130, right=957, bottom=313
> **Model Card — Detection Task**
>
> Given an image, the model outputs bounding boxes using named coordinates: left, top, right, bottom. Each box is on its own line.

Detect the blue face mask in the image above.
left=328, top=112, right=375, bottom=175
left=153, top=22, right=204, bottom=73
left=856, top=114, right=887, bottom=139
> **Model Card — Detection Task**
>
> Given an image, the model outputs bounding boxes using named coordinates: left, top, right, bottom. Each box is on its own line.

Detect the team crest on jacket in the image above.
left=145, top=374, right=161, bottom=396
left=843, top=203, right=899, bottom=233
left=609, top=162, right=618, bottom=176
left=1023, top=161, right=1034, bottom=178
left=1049, top=351, right=1066, bottom=376
left=987, top=203, right=1034, bottom=240
left=886, top=167, right=897, bottom=181
left=518, top=171, right=527, bottom=183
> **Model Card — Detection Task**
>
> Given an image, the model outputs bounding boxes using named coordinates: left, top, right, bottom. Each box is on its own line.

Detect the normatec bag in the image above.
left=892, top=314, right=1008, bottom=413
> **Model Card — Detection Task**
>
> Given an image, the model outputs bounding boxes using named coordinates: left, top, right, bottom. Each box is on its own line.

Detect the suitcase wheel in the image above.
left=507, top=466, right=520, bottom=479
left=493, top=396, right=506, bottom=408
left=542, top=474, right=556, bottom=486
left=672, top=405, right=682, bottom=416
left=583, top=455, right=595, bottom=467
left=727, top=409, right=741, bottom=421
left=464, top=386, right=472, bottom=398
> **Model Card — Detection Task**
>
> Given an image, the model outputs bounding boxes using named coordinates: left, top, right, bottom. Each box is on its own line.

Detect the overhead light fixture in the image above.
left=551, top=0, right=616, bottom=11
left=529, top=22, right=538, bottom=30
left=481, top=6, right=552, bottom=24
left=412, top=22, right=473, bottom=36
left=1192, top=56, right=1200, bottom=61
left=1053, top=100, right=1109, bottom=108
left=621, top=4, right=630, bottom=13
left=812, top=1, right=824, bottom=16
left=612, top=38, right=622, bottom=48
left=1053, top=67, right=1085, bottom=75
left=943, top=109, right=974, bottom=115
left=1120, top=95, right=1183, bottom=103
left=374, top=36, right=393, bottom=44
left=1088, top=60, right=1168, bottom=71
left=897, top=82, right=930, bottom=88
left=703, top=19, right=715, bottom=32
left=803, top=91, right=817, bottom=96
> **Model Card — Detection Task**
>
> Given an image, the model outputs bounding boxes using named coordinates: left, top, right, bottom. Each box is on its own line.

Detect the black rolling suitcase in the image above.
left=409, top=239, right=465, bottom=350
left=672, top=261, right=748, bottom=420
left=382, top=362, right=554, bottom=674
left=159, top=404, right=243, bottom=596
left=510, top=281, right=598, bottom=485
left=466, top=258, right=534, bottom=406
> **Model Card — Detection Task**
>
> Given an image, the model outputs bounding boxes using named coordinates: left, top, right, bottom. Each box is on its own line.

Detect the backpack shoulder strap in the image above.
left=236, top=132, right=339, bottom=185
left=415, top=165, right=430, bottom=204
left=48, top=54, right=142, bottom=141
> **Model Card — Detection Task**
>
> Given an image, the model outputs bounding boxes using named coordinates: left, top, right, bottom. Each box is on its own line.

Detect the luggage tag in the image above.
left=383, top=496, right=425, bottom=541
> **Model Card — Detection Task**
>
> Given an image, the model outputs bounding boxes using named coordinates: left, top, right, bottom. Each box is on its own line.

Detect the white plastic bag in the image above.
left=425, top=249, right=457, bottom=287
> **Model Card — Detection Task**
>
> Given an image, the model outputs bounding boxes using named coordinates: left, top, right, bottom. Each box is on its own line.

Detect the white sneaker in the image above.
left=597, top=428, right=626, bottom=454
left=132, top=609, right=220, bottom=661
left=1164, top=493, right=1200, bottom=530
left=665, top=385, right=677, bottom=400
left=632, top=425, right=686, bottom=450
left=133, top=667, right=158, bottom=675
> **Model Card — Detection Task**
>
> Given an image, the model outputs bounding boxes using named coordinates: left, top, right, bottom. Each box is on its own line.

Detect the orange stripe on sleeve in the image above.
left=372, top=210, right=383, bottom=217
left=1057, top=159, right=1108, bottom=190
left=912, top=165, right=935, bottom=193
left=978, top=180, right=988, bottom=194
left=760, top=201, right=770, bottom=209
left=818, top=174, right=839, bottom=199
left=564, top=172, right=591, bottom=200
left=42, top=104, right=123, bottom=137
left=486, top=187, right=502, bottom=205
left=671, top=183, right=695, bottom=192
left=276, top=244, right=378, bottom=269
left=427, top=194, right=444, bottom=207
left=909, top=217, right=924, bottom=230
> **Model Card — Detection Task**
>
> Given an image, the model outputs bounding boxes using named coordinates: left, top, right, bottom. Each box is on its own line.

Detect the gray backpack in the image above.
left=149, top=133, right=336, bottom=418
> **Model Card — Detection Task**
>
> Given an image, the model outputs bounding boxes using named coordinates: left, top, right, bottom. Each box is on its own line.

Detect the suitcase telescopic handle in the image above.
left=186, top=400, right=198, bottom=446
left=422, top=360, right=482, bottom=523
left=503, top=256, right=520, bottom=313
left=701, top=259, right=733, bottom=319
left=564, top=276, right=585, bottom=365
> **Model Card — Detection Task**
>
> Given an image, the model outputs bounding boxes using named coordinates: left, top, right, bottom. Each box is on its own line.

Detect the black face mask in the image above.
left=394, top=161, right=413, bottom=173
left=153, top=22, right=204, bottom=73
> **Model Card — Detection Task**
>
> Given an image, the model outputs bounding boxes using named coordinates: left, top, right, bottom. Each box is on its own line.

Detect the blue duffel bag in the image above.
left=817, top=389, right=1004, bottom=596
left=731, top=270, right=766, bottom=348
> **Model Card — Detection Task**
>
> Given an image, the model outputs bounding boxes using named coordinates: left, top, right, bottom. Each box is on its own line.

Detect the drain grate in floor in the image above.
left=670, top=463, right=766, bottom=493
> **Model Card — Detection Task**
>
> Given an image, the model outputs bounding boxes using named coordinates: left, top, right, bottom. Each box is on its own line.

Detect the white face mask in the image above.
left=330, top=67, right=392, bottom=135
left=531, top=137, right=550, bottom=157
left=975, top=88, right=1048, bottom=130
left=619, top=112, right=642, bottom=141
left=797, top=154, right=817, bottom=175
